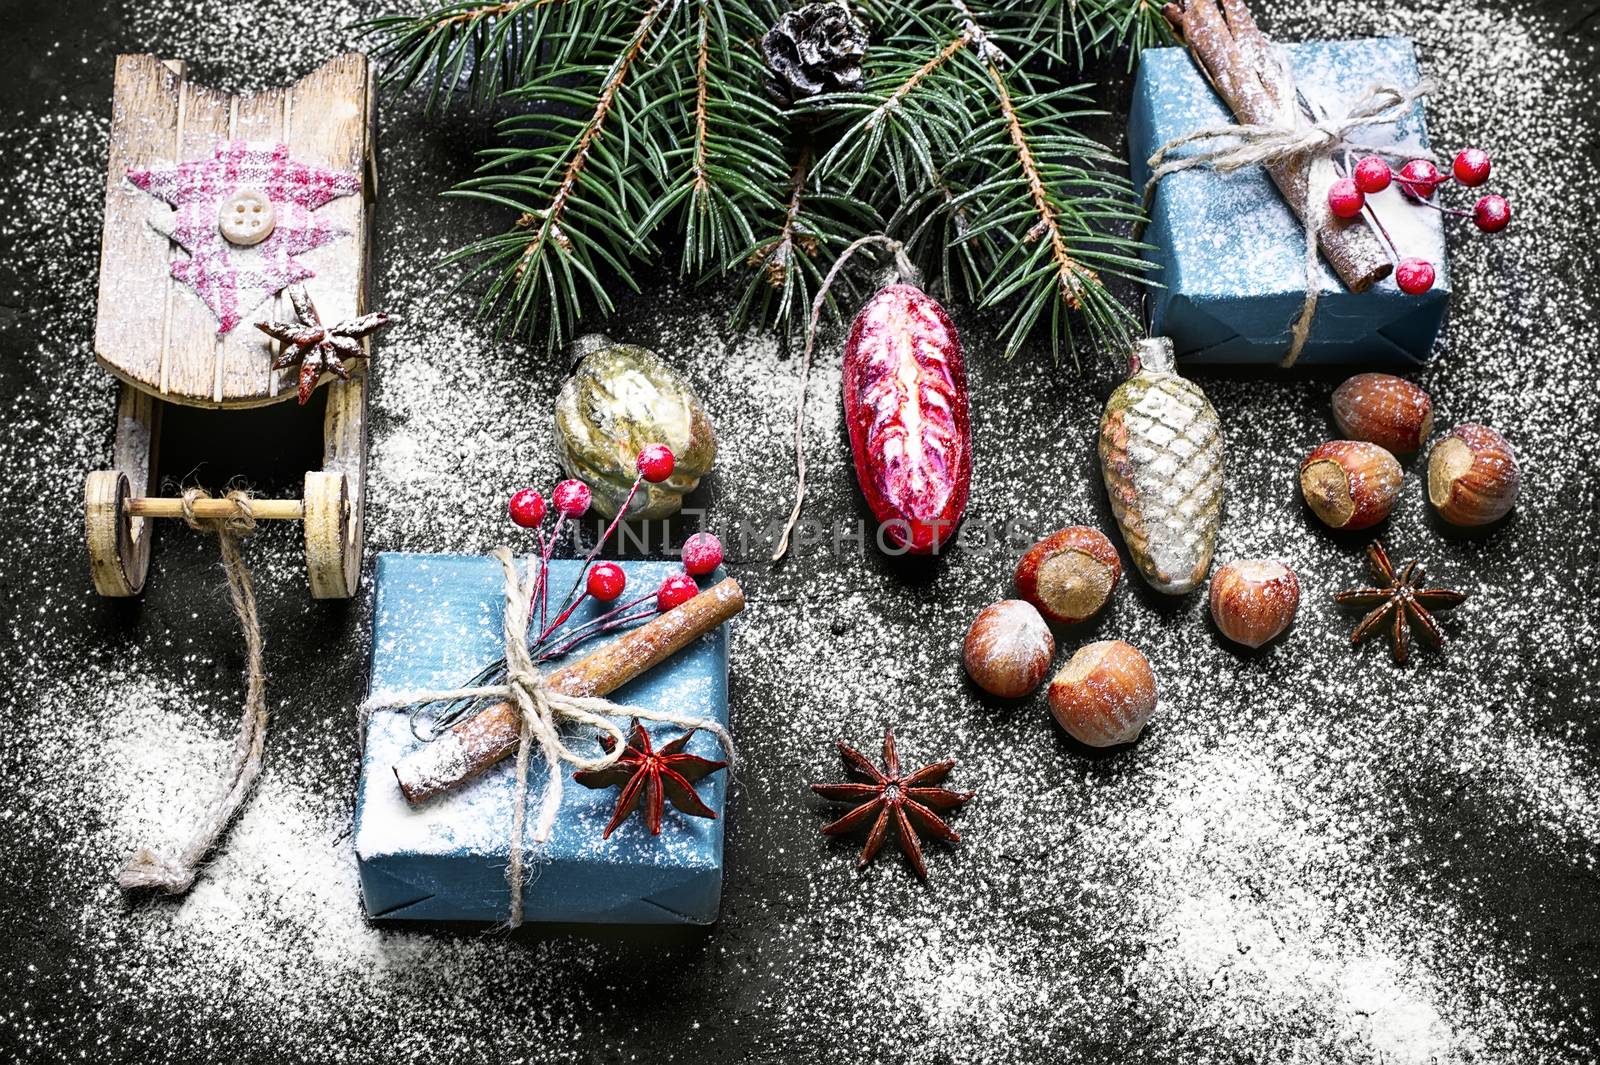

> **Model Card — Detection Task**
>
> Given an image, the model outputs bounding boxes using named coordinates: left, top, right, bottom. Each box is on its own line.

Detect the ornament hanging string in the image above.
left=120, top=489, right=269, bottom=895
left=1142, top=78, right=1435, bottom=367
left=360, top=547, right=735, bottom=928
left=771, top=234, right=918, bottom=563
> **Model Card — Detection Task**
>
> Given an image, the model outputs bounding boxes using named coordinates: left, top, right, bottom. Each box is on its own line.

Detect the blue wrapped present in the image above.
left=355, top=553, right=732, bottom=924
left=1129, top=37, right=1449, bottom=366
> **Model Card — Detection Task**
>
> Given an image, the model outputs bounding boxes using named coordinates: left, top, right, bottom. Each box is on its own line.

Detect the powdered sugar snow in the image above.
left=0, top=0, right=1596, bottom=1061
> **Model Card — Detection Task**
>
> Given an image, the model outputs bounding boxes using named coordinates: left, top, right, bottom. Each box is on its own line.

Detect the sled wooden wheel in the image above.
left=304, top=371, right=367, bottom=599
left=304, top=471, right=357, bottom=599
left=86, top=472, right=146, bottom=597
left=84, top=384, right=161, bottom=597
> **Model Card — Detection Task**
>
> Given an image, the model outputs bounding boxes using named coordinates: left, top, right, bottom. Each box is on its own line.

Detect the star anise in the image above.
left=810, top=728, right=974, bottom=880
left=573, top=719, right=728, bottom=839
left=1334, top=541, right=1468, bottom=665
left=255, top=284, right=392, bottom=405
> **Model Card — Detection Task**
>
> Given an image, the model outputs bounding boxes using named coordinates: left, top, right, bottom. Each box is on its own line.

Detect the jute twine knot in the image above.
left=361, top=547, right=735, bottom=928
left=120, top=489, right=268, bottom=895
left=1143, top=79, right=1435, bottom=367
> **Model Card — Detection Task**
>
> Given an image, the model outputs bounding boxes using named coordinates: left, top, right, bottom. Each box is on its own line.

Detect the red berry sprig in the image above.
left=1327, top=147, right=1510, bottom=297
left=413, top=444, right=724, bottom=737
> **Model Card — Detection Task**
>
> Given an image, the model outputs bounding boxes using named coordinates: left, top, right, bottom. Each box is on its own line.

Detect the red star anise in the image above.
left=1334, top=541, right=1468, bottom=665
left=255, top=284, right=392, bottom=405
left=810, top=728, right=974, bottom=880
left=573, top=719, right=727, bottom=838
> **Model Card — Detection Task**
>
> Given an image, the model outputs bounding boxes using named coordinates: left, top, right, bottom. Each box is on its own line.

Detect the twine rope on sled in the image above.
left=120, top=489, right=268, bottom=895
left=1142, top=78, right=1435, bottom=368
left=360, top=547, right=735, bottom=928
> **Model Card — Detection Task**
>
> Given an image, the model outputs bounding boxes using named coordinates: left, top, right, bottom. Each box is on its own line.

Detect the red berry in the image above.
left=1395, top=258, right=1436, bottom=295
left=1453, top=148, right=1491, bottom=187
left=1327, top=177, right=1366, bottom=219
left=636, top=444, right=676, bottom=483
left=1397, top=159, right=1443, bottom=201
left=1353, top=156, right=1392, bottom=194
left=552, top=479, right=592, bottom=518
left=508, top=488, right=546, bottom=528
left=586, top=561, right=626, bottom=602
left=656, top=572, right=698, bottom=612
left=1473, top=194, right=1511, bottom=233
left=681, top=532, right=724, bottom=576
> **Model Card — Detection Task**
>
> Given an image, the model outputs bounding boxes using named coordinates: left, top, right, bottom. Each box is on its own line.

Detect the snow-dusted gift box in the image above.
left=1129, top=37, right=1450, bottom=366
left=355, top=553, right=731, bottom=924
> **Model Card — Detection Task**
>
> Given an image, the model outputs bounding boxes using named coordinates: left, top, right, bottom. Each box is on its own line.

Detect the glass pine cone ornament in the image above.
left=1098, top=337, right=1224, bottom=595
left=553, top=334, right=717, bottom=519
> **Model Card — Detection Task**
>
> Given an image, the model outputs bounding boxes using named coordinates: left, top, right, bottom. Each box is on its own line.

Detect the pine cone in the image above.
left=761, top=2, right=868, bottom=108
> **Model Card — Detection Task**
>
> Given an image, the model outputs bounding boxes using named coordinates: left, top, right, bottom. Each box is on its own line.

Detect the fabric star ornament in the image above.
left=127, top=141, right=361, bottom=333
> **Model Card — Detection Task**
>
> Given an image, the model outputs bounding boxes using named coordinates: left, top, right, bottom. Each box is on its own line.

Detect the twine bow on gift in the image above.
left=1143, top=78, right=1436, bottom=367
left=361, top=547, right=735, bottom=928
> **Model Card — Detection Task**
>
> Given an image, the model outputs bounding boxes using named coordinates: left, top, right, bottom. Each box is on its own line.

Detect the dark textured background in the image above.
left=3, top=1, right=1599, bottom=1062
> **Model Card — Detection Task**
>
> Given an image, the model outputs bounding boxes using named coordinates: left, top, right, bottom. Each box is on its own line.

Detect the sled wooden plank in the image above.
left=280, top=53, right=373, bottom=400
left=95, top=54, right=372, bottom=409
left=216, top=86, right=290, bottom=403
left=159, top=80, right=232, bottom=402
left=93, top=55, right=183, bottom=397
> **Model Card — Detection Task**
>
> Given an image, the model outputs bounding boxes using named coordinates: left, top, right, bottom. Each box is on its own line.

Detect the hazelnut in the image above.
left=1427, top=423, right=1519, bottom=526
left=1299, top=441, right=1402, bottom=530
left=1331, top=373, right=1434, bottom=455
left=1047, top=640, right=1157, bottom=747
left=963, top=600, right=1055, bottom=699
left=1208, top=559, right=1300, bottom=648
left=1014, top=526, right=1121, bottom=624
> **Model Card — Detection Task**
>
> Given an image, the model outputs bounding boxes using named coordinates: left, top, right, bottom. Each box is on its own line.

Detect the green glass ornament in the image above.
left=554, top=334, right=717, bottom=519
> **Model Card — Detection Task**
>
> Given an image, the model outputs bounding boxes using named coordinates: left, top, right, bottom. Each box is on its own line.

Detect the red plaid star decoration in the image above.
left=127, top=141, right=361, bottom=333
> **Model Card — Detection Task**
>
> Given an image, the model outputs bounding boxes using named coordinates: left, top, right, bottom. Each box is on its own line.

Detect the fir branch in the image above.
left=1045, top=0, right=1173, bottom=63
left=800, top=2, right=1148, bottom=360
left=360, top=0, right=571, bottom=112
left=364, top=0, right=1154, bottom=360
left=445, top=1, right=676, bottom=349
left=516, top=4, right=663, bottom=273
left=761, top=144, right=816, bottom=289
left=737, top=144, right=878, bottom=334
left=805, top=33, right=972, bottom=197
left=984, top=59, right=1094, bottom=313
left=637, top=1, right=789, bottom=275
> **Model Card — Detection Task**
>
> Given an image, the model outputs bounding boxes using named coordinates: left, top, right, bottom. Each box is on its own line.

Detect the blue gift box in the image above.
left=355, top=553, right=732, bottom=924
left=1129, top=37, right=1449, bottom=366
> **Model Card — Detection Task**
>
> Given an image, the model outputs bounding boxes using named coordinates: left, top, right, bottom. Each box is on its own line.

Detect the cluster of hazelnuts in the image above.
left=961, top=530, right=1159, bottom=750
left=960, top=532, right=1300, bottom=752
left=1300, top=373, right=1520, bottom=533
left=1327, top=147, right=1510, bottom=296
left=962, top=372, right=1519, bottom=745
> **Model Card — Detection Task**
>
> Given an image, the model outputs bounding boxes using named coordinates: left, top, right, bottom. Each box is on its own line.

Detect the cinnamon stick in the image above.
left=1162, top=0, right=1392, bottom=292
left=391, top=576, right=745, bottom=804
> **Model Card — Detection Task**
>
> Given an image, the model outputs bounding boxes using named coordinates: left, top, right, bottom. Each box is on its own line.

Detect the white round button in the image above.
left=218, top=188, right=276, bottom=246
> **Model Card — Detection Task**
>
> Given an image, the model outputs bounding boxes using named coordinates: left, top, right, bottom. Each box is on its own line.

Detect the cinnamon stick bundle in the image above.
left=1161, top=0, right=1392, bottom=292
left=392, top=577, right=745, bottom=804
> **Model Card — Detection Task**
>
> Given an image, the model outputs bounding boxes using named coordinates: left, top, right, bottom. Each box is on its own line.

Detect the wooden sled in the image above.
left=84, top=54, right=377, bottom=599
